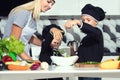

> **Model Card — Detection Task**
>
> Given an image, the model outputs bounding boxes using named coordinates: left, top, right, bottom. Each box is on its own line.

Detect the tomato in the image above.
left=2, top=55, right=13, bottom=63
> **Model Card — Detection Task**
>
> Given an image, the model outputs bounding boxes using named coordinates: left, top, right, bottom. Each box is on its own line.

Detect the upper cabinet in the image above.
left=41, top=0, right=120, bottom=16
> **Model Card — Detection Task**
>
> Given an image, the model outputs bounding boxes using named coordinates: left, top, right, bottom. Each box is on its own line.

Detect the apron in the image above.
left=20, top=13, right=36, bottom=56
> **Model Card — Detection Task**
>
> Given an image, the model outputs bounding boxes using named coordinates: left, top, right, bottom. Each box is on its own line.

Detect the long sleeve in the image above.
left=79, top=23, right=103, bottom=46
left=77, top=22, right=104, bottom=62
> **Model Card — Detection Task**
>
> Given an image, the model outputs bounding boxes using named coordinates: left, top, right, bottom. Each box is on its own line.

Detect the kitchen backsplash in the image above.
left=0, top=15, right=120, bottom=56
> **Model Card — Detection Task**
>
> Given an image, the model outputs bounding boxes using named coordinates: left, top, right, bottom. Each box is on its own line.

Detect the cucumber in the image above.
left=80, top=61, right=100, bottom=64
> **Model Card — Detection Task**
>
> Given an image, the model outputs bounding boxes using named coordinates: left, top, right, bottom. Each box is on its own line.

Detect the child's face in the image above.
left=81, top=15, right=98, bottom=27
left=50, top=39, right=61, bottom=49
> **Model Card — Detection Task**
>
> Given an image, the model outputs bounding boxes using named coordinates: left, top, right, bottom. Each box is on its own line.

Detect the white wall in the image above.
left=41, top=0, right=80, bottom=15
left=79, top=0, right=120, bottom=15
left=41, top=0, right=120, bottom=15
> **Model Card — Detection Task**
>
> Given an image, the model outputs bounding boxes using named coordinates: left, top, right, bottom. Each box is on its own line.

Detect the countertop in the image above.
left=0, top=66, right=120, bottom=80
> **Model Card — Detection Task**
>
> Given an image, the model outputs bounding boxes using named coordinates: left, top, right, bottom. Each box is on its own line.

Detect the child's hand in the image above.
left=50, top=28, right=63, bottom=41
left=64, top=20, right=81, bottom=29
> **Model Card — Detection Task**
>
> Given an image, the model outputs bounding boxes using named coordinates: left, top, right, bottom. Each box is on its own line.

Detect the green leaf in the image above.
left=0, top=35, right=25, bottom=56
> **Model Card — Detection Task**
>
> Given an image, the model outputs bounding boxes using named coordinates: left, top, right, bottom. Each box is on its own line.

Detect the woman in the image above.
left=3, top=0, right=63, bottom=62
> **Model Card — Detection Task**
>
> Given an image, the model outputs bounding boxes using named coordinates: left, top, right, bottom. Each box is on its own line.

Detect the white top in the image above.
left=3, top=10, right=37, bottom=55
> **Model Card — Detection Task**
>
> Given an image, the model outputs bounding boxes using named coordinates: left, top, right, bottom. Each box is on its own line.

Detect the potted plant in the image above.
left=0, top=36, right=25, bottom=61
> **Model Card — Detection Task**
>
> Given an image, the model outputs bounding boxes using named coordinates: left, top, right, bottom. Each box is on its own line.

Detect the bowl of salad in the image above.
left=50, top=55, right=79, bottom=66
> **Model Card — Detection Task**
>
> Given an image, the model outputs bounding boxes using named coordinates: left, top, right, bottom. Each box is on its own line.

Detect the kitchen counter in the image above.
left=0, top=66, right=120, bottom=80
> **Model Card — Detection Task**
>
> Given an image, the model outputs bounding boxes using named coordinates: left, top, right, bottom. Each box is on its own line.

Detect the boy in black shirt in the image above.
left=65, top=4, right=106, bottom=80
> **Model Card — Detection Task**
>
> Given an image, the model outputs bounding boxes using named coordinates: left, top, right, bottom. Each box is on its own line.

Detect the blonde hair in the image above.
left=9, top=0, right=41, bottom=20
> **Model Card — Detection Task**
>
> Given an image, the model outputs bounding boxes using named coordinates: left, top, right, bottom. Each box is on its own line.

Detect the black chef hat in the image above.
left=81, top=4, right=106, bottom=21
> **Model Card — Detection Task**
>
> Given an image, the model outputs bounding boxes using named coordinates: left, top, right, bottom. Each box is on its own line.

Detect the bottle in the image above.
left=67, top=40, right=79, bottom=55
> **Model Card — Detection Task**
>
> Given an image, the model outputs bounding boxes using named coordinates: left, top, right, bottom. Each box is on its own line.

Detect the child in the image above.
left=64, top=4, right=105, bottom=80
left=38, top=24, right=64, bottom=80
left=39, top=24, right=64, bottom=65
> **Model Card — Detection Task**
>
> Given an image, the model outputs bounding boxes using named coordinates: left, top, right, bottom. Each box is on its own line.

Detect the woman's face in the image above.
left=41, top=0, right=55, bottom=12
left=81, top=15, right=98, bottom=27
